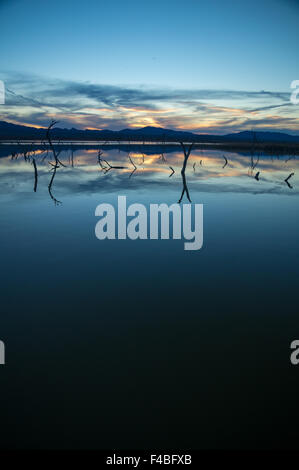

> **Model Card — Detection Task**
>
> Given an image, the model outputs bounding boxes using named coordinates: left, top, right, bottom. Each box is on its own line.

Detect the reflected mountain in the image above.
left=0, top=138, right=298, bottom=205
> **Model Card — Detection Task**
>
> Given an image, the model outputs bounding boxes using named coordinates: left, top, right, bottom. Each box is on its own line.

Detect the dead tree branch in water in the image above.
left=160, top=153, right=167, bottom=163
left=248, top=153, right=260, bottom=176
left=136, top=151, right=145, bottom=166
left=70, top=146, right=74, bottom=167
left=285, top=172, right=295, bottom=189
left=127, top=156, right=136, bottom=178
left=46, top=121, right=62, bottom=205
left=46, top=120, right=66, bottom=168
left=129, top=168, right=137, bottom=178
left=252, top=155, right=260, bottom=170
left=178, top=171, right=191, bottom=203
left=41, top=149, right=49, bottom=162
left=180, top=142, right=193, bottom=172
left=254, top=171, right=260, bottom=181
left=106, top=162, right=128, bottom=170
left=248, top=131, right=260, bottom=176
left=15, top=144, right=39, bottom=193
left=48, top=165, right=62, bottom=205
left=97, top=150, right=107, bottom=170
left=169, top=166, right=175, bottom=177
left=102, top=159, right=128, bottom=172
left=178, top=142, right=193, bottom=203
left=222, top=155, right=228, bottom=168
left=98, top=150, right=128, bottom=174
left=129, top=155, right=137, bottom=169
left=32, top=157, right=38, bottom=192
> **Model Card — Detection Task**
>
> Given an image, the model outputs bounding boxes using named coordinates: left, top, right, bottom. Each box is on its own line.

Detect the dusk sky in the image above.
left=0, top=0, right=298, bottom=133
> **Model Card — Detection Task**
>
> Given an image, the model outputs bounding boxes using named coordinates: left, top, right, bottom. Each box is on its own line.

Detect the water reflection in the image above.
left=0, top=140, right=298, bottom=205
left=1, top=135, right=299, bottom=452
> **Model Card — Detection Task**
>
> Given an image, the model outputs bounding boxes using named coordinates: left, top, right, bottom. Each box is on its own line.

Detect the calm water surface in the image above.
left=1, top=144, right=299, bottom=449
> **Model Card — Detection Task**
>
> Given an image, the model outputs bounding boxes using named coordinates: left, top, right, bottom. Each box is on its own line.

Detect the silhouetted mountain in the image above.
left=225, top=130, right=299, bottom=143
left=0, top=121, right=298, bottom=143
left=118, top=126, right=200, bottom=140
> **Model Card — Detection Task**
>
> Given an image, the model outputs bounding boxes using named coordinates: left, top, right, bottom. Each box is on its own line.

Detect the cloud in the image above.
left=1, top=71, right=298, bottom=134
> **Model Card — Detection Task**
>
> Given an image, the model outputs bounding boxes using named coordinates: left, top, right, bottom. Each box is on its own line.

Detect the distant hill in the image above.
left=0, top=121, right=299, bottom=143
left=225, top=130, right=299, bottom=143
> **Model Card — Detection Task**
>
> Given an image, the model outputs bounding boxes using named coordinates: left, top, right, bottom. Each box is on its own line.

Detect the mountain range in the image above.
left=0, top=121, right=299, bottom=143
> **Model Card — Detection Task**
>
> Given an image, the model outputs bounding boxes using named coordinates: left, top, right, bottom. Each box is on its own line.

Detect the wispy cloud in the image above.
left=1, top=71, right=298, bottom=134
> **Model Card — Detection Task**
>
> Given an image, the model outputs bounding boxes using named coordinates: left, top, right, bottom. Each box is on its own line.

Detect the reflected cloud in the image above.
left=0, top=144, right=298, bottom=205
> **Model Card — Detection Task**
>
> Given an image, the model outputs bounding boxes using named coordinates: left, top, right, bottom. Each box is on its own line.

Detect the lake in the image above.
left=0, top=143, right=299, bottom=449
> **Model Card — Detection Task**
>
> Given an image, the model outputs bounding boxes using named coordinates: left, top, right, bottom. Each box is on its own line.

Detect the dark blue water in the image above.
left=1, top=145, right=299, bottom=449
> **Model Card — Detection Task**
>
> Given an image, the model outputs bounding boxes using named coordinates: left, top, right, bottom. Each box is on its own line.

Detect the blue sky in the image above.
left=0, top=0, right=298, bottom=133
